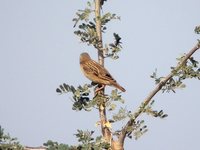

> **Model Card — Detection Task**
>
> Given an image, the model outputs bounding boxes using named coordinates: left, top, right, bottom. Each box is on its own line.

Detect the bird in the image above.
left=80, top=52, right=126, bottom=92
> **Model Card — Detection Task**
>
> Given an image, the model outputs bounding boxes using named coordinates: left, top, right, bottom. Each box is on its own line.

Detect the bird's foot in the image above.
left=95, top=85, right=105, bottom=93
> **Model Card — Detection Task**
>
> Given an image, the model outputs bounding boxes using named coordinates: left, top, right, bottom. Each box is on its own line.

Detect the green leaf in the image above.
left=56, top=88, right=62, bottom=93
left=179, top=83, right=186, bottom=89
left=108, top=103, right=116, bottom=111
left=194, top=25, right=200, bottom=34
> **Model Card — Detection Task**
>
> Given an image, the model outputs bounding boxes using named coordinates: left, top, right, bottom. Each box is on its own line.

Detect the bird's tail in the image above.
left=112, top=82, right=126, bottom=92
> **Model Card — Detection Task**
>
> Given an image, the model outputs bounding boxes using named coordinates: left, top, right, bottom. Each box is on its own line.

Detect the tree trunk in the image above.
left=94, top=0, right=112, bottom=143
left=111, top=140, right=124, bottom=150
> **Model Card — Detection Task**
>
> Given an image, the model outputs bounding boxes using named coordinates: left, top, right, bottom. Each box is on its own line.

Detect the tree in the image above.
left=0, top=126, right=24, bottom=150
left=55, top=1, right=200, bottom=149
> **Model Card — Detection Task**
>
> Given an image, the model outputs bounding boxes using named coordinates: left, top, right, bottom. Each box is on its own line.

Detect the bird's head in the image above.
left=80, top=52, right=91, bottom=63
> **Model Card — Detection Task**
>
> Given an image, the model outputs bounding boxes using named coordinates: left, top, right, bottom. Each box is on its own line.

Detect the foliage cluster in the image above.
left=0, top=126, right=24, bottom=150
left=43, top=130, right=109, bottom=150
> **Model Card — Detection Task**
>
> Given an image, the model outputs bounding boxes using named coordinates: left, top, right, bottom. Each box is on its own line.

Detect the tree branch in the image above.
left=95, top=0, right=111, bottom=142
left=119, top=42, right=200, bottom=143
left=95, top=0, right=104, bottom=65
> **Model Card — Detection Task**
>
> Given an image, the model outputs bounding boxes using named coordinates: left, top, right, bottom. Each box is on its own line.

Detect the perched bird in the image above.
left=80, top=52, right=126, bottom=92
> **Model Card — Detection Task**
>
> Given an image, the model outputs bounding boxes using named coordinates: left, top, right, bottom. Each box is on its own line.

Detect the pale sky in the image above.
left=0, top=0, right=200, bottom=150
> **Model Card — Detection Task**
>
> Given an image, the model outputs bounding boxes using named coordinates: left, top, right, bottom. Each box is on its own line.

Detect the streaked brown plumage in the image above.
left=80, top=52, right=126, bottom=92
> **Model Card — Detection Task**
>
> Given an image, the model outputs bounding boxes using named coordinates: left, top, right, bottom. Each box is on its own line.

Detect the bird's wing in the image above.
left=91, top=60, right=116, bottom=82
left=82, top=59, right=116, bottom=83
left=82, top=61, right=99, bottom=76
